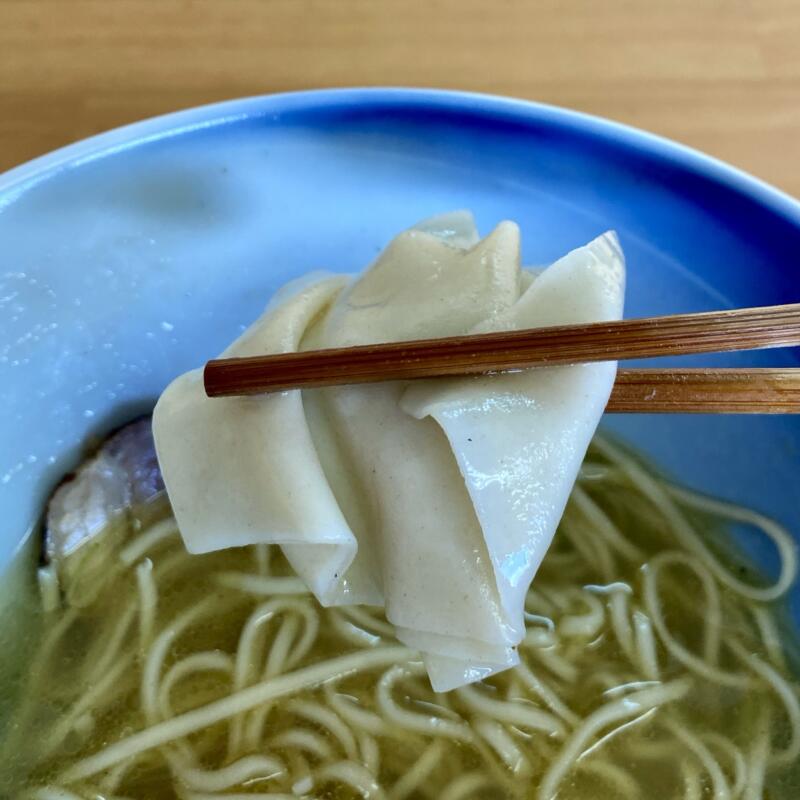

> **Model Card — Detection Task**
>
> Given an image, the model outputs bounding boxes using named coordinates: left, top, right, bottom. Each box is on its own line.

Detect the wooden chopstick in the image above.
left=199, top=366, right=800, bottom=413
left=204, top=302, right=800, bottom=398
left=607, top=368, right=800, bottom=413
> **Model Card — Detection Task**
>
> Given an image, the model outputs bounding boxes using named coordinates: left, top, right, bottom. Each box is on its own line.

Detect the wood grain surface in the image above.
left=1, top=0, right=799, bottom=198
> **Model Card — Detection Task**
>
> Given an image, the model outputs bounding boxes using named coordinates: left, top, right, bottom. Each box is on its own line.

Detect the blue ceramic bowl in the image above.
left=1, top=88, right=798, bottom=618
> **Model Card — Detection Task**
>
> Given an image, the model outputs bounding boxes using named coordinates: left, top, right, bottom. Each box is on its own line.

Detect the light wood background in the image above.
left=1, top=0, right=799, bottom=198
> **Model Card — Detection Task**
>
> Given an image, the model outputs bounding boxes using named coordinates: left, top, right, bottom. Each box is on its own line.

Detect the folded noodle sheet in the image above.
left=153, top=212, right=625, bottom=691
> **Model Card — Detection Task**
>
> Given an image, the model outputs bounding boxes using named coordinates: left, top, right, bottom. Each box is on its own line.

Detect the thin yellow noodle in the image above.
left=455, top=684, right=564, bottom=736
left=537, top=679, right=691, bottom=800
left=314, top=760, right=386, bottom=800
left=474, top=717, right=530, bottom=775
left=135, top=558, right=156, bottom=653
left=285, top=699, right=358, bottom=759
left=528, top=646, right=578, bottom=683
left=168, top=752, right=285, bottom=792
left=439, top=772, right=494, bottom=800
left=119, top=518, right=178, bottom=565
left=505, top=674, right=524, bottom=700
left=234, top=599, right=319, bottom=753
left=608, top=589, right=636, bottom=663
left=271, top=727, right=335, bottom=760
left=668, top=482, right=798, bottom=599
left=89, top=602, right=138, bottom=684
left=81, top=788, right=133, bottom=800
left=157, top=652, right=233, bottom=721
left=42, top=651, right=133, bottom=758
left=467, top=730, right=528, bottom=797
left=63, top=646, right=411, bottom=781
left=327, top=608, right=382, bottom=647
left=274, top=602, right=319, bottom=672
left=388, top=740, right=444, bottom=800
left=358, top=731, right=380, bottom=776
left=37, top=566, right=61, bottom=614
left=72, top=598, right=134, bottom=688
left=324, top=685, right=395, bottom=737
left=663, top=717, right=731, bottom=800
left=214, top=573, right=309, bottom=596
left=97, top=751, right=151, bottom=793
left=603, top=679, right=661, bottom=700
left=286, top=749, right=312, bottom=794
left=701, top=731, right=747, bottom=799
left=23, top=787, right=87, bottom=800
left=240, top=617, right=305, bottom=752
left=151, top=548, right=195, bottom=582
left=728, top=639, right=800, bottom=766
left=263, top=616, right=301, bottom=676
left=141, top=597, right=219, bottom=725
left=576, top=760, right=639, bottom=799
left=663, top=552, right=723, bottom=663
left=183, top=794, right=300, bottom=800
left=73, top=712, right=94, bottom=739
left=232, top=603, right=278, bottom=687
left=743, top=706, right=771, bottom=800
left=378, top=665, right=475, bottom=742
left=642, top=553, right=748, bottom=688
left=513, top=662, right=579, bottom=727
left=559, top=590, right=605, bottom=639
left=234, top=599, right=317, bottom=690
left=751, top=604, right=788, bottom=673
left=559, top=513, right=614, bottom=580
left=241, top=705, right=273, bottom=753
left=624, top=733, right=679, bottom=761
left=632, top=609, right=660, bottom=680
left=254, top=544, right=271, bottom=576
left=571, top=484, right=644, bottom=562
left=682, top=760, right=703, bottom=800
left=340, top=606, right=396, bottom=638
left=26, top=606, right=80, bottom=687
left=580, top=708, right=657, bottom=762
left=578, top=460, right=617, bottom=480
left=595, top=436, right=797, bottom=602
left=523, top=628, right=557, bottom=649
left=229, top=601, right=290, bottom=755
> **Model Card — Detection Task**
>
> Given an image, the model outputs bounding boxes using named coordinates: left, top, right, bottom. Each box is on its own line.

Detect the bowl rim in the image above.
left=1, top=87, right=799, bottom=223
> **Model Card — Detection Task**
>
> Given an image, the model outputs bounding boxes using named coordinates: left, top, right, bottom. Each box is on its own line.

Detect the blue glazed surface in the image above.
left=1, top=88, right=798, bottom=619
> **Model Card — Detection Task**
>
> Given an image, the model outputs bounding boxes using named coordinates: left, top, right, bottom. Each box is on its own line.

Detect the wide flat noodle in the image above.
left=153, top=212, right=625, bottom=690
left=401, top=233, right=624, bottom=689
left=303, top=217, right=522, bottom=686
left=153, top=274, right=380, bottom=605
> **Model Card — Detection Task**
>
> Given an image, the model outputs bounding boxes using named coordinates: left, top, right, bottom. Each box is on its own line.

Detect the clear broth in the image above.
left=1, top=440, right=798, bottom=799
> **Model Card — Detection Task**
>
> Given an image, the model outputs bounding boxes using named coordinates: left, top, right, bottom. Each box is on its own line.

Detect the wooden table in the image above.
left=2, top=0, right=799, bottom=198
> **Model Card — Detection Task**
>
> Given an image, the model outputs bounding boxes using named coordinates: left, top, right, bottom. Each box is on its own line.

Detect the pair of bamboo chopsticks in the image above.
left=203, top=303, right=800, bottom=413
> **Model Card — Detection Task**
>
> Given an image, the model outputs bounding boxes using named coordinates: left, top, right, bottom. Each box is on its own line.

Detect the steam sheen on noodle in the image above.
left=1, top=436, right=798, bottom=799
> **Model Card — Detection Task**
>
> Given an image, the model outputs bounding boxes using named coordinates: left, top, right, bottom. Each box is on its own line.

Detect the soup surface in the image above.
left=1, top=435, right=798, bottom=799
